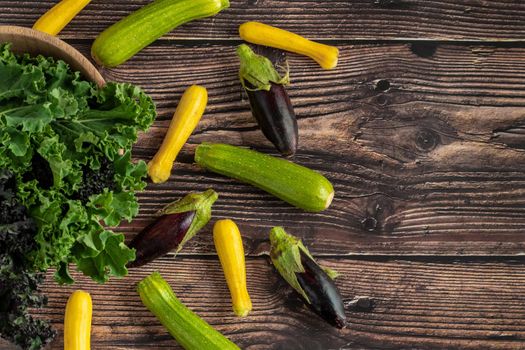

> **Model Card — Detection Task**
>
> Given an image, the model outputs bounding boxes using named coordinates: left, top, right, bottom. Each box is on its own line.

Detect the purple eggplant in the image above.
left=237, top=44, right=298, bottom=156
left=296, top=250, right=346, bottom=328
left=128, top=189, right=217, bottom=268
left=245, top=83, right=298, bottom=156
left=128, top=211, right=195, bottom=268
left=269, top=226, right=347, bottom=329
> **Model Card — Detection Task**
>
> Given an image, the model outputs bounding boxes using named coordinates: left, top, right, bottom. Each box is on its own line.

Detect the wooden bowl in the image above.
left=0, top=25, right=105, bottom=86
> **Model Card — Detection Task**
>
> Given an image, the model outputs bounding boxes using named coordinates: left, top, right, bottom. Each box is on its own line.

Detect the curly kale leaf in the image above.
left=0, top=172, right=55, bottom=350
left=0, top=43, right=156, bottom=284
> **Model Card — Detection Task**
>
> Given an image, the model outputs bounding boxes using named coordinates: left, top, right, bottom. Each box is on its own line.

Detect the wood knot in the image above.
left=360, top=216, right=378, bottom=232
left=415, top=128, right=440, bottom=152
left=374, top=79, right=391, bottom=92
left=374, top=94, right=389, bottom=106
left=364, top=196, right=401, bottom=234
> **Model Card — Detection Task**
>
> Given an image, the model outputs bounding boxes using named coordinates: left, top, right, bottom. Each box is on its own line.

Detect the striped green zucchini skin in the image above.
left=138, top=272, right=240, bottom=350
left=91, top=0, right=230, bottom=67
left=195, top=143, right=334, bottom=212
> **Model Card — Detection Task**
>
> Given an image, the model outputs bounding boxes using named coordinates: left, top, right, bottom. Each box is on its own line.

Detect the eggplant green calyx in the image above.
left=269, top=226, right=338, bottom=303
left=160, top=189, right=218, bottom=253
left=237, top=44, right=289, bottom=91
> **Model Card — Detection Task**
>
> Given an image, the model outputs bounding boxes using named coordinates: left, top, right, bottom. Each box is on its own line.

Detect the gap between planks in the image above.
left=63, top=37, right=525, bottom=46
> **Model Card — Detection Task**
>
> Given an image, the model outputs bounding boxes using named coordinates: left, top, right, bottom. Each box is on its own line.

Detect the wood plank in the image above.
left=3, top=0, right=525, bottom=41
left=78, top=41, right=525, bottom=256
left=2, top=257, right=525, bottom=349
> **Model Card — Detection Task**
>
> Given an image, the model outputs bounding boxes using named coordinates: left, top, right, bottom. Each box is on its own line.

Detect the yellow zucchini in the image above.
left=239, top=21, right=339, bottom=70
left=64, top=290, right=92, bottom=350
left=148, top=85, right=208, bottom=183
left=213, top=219, right=252, bottom=317
left=33, top=0, right=92, bottom=36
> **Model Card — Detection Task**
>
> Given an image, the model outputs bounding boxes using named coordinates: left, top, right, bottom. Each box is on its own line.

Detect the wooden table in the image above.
left=2, top=1, right=525, bottom=349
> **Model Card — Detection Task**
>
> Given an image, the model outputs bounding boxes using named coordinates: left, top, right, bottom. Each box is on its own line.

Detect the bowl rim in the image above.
left=0, top=25, right=105, bottom=86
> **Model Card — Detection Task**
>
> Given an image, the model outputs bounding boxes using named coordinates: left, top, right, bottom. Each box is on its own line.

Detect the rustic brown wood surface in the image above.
left=1, top=0, right=525, bottom=349
left=4, top=0, right=525, bottom=41
left=5, top=258, right=525, bottom=350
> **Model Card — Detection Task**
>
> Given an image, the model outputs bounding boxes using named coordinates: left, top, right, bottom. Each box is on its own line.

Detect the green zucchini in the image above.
left=138, top=272, right=240, bottom=350
left=91, top=0, right=230, bottom=67
left=194, top=143, right=334, bottom=212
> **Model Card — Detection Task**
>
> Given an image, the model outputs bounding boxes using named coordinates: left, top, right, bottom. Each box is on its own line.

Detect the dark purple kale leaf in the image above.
left=0, top=171, right=55, bottom=350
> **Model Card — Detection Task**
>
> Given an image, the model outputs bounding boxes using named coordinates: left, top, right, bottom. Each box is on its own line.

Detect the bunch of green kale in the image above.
left=0, top=42, right=156, bottom=284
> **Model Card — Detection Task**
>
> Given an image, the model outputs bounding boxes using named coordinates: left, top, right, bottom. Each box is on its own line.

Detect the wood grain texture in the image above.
left=2, top=257, right=525, bottom=350
left=2, top=0, right=525, bottom=41
left=56, top=41, right=525, bottom=256
left=2, top=1, right=525, bottom=349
